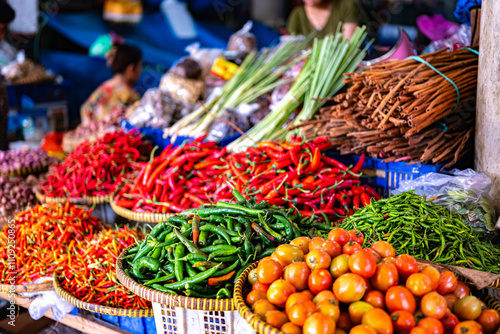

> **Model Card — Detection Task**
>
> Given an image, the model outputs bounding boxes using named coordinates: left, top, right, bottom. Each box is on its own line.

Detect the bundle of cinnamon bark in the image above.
left=296, top=48, right=477, bottom=170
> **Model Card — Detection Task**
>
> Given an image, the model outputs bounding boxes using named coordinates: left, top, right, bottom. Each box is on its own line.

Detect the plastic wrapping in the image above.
left=168, top=57, right=202, bottom=79
left=423, top=24, right=472, bottom=54
left=227, top=21, right=257, bottom=53
left=185, top=43, right=223, bottom=79
left=396, top=169, right=497, bottom=239
left=159, top=74, right=204, bottom=104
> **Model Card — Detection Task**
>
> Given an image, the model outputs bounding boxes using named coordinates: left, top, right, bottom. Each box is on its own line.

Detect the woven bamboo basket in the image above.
left=117, top=245, right=254, bottom=334
left=36, top=190, right=113, bottom=205
left=53, top=275, right=153, bottom=317
left=0, top=281, right=54, bottom=294
left=110, top=200, right=174, bottom=223
left=0, top=164, right=50, bottom=178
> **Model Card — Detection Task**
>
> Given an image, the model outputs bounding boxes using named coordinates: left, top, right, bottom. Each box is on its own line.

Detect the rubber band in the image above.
left=466, top=48, right=479, bottom=55
left=437, top=122, right=448, bottom=133
left=408, top=55, right=460, bottom=112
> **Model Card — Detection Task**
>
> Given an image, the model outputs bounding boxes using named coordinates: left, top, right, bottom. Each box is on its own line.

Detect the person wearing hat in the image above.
left=0, top=0, right=15, bottom=150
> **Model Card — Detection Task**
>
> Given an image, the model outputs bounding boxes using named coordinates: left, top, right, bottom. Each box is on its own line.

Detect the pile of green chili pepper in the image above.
left=123, top=190, right=335, bottom=298
left=340, top=191, right=500, bottom=274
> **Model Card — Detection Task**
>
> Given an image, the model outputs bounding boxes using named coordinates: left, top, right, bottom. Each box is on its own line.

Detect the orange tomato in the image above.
left=371, top=263, right=399, bottom=293
left=453, top=281, right=470, bottom=299
left=302, top=312, right=336, bottom=334
left=420, top=292, right=447, bottom=319
left=444, top=294, right=458, bottom=309
left=361, top=308, right=393, bottom=334
left=337, top=312, right=353, bottom=332
left=267, top=279, right=296, bottom=308
left=330, top=254, right=350, bottom=278
left=291, top=236, right=311, bottom=255
left=309, top=237, right=327, bottom=251
left=306, top=250, right=332, bottom=270
left=391, top=310, right=416, bottom=333
left=348, top=249, right=378, bottom=278
left=246, top=290, right=268, bottom=306
left=363, top=290, right=385, bottom=309
left=410, top=327, right=431, bottom=334
left=436, top=271, right=458, bottom=295
left=350, top=325, right=378, bottom=334
left=313, top=290, right=337, bottom=305
left=310, top=238, right=341, bottom=259
left=309, top=269, right=333, bottom=294
left=371, top=241, right=395, bottom=258
left=317, top=298, right=340, bottom=322
left=275, top=244, right=305, bottom=266
left=286, top=292, right=312, bottom=314
left=257, top=259, right=283, bottom=284
left=343, top=241, right=362, bottom=255
left=419, top=266, right=440, bottom=291
left=302, top=289, right=315, bottom=300
left=453, top=321, right=484, bottom=334
left=395, top=254, right=419, bottom=280
left=266, top=310, right=289, bottom=329
left=284, top=261, right=311, bottom=291
left=418, top=317, right=444, bottom=334
left=333, top=273, right=367, bottom=304
left=253, top=299, right=277, bottom=318
left=385, top=286, right=417, bottom=314
left=382, top=257, right=396, bottom=264
left=288, top=300, right=316, bottom=327
left=406, top=273, right=433, bottom=297
left=253, top=281, right=270, bottom=292
left=349, top=301, right=374, bottom=325
left=281, top=322, right=302, bottom=334
left=328, top=228, right=350, bottom=247
left=477, top=309, right=500, bottom=334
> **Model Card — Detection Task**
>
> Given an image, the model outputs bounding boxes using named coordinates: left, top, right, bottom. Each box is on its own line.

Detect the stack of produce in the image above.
left=113, top=137, right=228, bottom=213
left=122, top=191, right=335, bottom=298
left=0, top=174, right=43, bottom=219
left=242, top=232, right=500, bottom=334
left=0, top=147, right=54, bottom=175
left=58, top=226, right=151, bottom=309
left=296, top=48, right=478, bottom=169
left=40, top=130, right=150, bottom=198
left=340, top=191, right=500, bottom=273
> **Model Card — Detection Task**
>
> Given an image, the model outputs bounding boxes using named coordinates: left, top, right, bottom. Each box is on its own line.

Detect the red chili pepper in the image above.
left=363, top=185, right=381, bottom=200
left=352, top=154, right=365, bottom=174
left=257, top=141, right=284, bottom=152
left=142, top=146, right=159, bottom=188
left=322, top=156, right=348, bottom=171
left=360, top=192, right=372, bottom=207
left=309, top=147, right=321, bottom=173
left=353, top=194, right=361, bottom=210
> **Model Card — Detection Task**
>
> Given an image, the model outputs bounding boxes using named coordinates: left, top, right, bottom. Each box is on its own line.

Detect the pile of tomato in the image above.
left=244, top=227, right=500, bottom=334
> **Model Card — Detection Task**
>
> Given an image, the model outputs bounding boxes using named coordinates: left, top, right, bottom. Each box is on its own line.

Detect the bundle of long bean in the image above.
left=340, top=191, right=500, bottom=274
left=123, top=190, right=336, bottom=298
left=296, top=48, right=477, bottom=169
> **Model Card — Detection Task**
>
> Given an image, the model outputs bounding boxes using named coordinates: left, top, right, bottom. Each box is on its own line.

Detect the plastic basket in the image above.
left=6, top=81, right=71, bottom=108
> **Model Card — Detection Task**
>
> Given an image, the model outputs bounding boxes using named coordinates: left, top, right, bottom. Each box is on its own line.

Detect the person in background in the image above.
left=0, top=0, right=15, bottom=151
left=80, top=43, right=142, bottom=125
left=286, top=0, right=366, bottom=40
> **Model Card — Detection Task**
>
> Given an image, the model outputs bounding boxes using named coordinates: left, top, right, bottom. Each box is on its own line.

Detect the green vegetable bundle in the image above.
left=340, top=191, right=500, bottom=274
left=123, top=190, right=334, bottom=298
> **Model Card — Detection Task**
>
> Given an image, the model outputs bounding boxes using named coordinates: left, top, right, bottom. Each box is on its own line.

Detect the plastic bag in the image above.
left=185, top=43, right=223, bottom=79
left=423, top=24, right=471, bottom=54
left=227, top=21, right=257, bottom=53
left=396, top=169, right=497, bottom=239
left=159, top=74, right=204, bottom=104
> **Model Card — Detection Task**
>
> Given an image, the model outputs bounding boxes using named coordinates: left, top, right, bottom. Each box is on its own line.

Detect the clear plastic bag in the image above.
left=185, top=43, right=223, bottom=79
left=159, top=74, right=204, bottom=104
left=227, top=21, right=257, bottom=53
left=396, top=169, right=497, bottom=239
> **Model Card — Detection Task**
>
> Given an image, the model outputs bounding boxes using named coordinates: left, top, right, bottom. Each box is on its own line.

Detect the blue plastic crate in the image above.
left=6, top=81, right=71, bottom=108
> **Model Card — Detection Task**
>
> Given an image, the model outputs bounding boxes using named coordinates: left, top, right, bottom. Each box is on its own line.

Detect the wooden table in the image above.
left=0, top=292, right=132, bottom=334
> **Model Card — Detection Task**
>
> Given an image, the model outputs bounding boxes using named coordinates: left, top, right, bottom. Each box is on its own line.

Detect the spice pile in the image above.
left=0, top=147, right=54, bottom=175
left=40, top=130, right=150, bottom=198
left=0, top=174, right=42, bottom=219
left=297, top=49, right=477, bottom=169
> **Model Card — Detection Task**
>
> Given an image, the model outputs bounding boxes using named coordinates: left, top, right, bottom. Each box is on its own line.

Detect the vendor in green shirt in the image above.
left=286, top=0, right=366, bottom=40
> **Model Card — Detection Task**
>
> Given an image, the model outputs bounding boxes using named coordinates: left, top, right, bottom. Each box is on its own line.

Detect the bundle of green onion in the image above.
left=227, top=26, right=369, bottom=152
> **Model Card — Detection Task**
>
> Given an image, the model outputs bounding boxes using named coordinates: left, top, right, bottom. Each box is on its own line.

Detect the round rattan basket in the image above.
left=53, top=275, right=153, bottom=317
left=116, top=245, right=234, bottom=311
left=110, top=201, right=174, bottom=223
left=36, top=190, right=113, bottom=205
left=0, top=281, right=54, bottom=294
left=0, top=164, right=50, bottom=178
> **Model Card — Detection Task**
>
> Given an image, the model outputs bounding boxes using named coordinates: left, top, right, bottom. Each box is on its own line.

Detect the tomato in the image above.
left=287, top=292, right=312, bottom=313
left=453, top=281, right=470, bottom=299
left=453, top=296, right=483, bottom=320
left=288, top=299, right=316, bottom=326
left=274, top=244, right=305, bottom=266
left=267, top=279, right=297, bottom=308
left=248, top=268, right=259, bottom=285
left=406, top=273, right=433, bottom=297
left=331, top=254, right=351, bottom=278
left=253, top=281, right=270, bottom=292
left=444, top=294, right=459, bottom=310
left=328, top=228, right=351, bottom=247
left=303, top=312, right=336, bottom=334
left=453, top=321, right=484, bottom=334
left=266, top=310, right=289, bottom=329
left=310, top=237, right=327, bottom=250
left=361, top=308, right=393, bottom=334
left=333, top=273, right=367, bottom=303
left=421, top=292, right=447, bottom=319
left=391, top=311, right=416, bottom=333
left=281, top=322, right=302, bottom=334
left=302, top=289, right=315, bottom=300
left=317, top=298, right=340, bottom=322
left=419, top=266, right=440, bottom=291
left=337, top=312, right=353, bottom=332
left=349, top=230, right=365, bottom=245
left=350, top=325, right=378, bottom=334
left=363, top=290, right=385, bottom=309
left=343, top=241, right=362, bottom=255
left=310, top=239, right=342, bottom=259
left=284, top=261, right=311, bottom=291
left=313, top=290, right=337, bottom=306
left=440, top=311, right=460, bottom=333
left=371, top=263, right=399, bottom=293
left=257, top=259, right=283, bottom=284
left=306, top=250, right=332, bottom=270
left=253, top=299, right=277, bottom=318
left=371, top=241, right=396, bottom=258
left=410, top=327, right=430, bottom=334
left=348, top=249, right=377, bottom=278
left=418, top=317, right=444, bottom=334
left=436, top=271, right=458, bottom=295
left=291, top=236, right=311, bottom=255
left=246, top=290, right=268, bottom=307
left=364, top=277, right=373, bottom=293
left=349, top=301, right=374, bottom=325
left=385, top=286, right=417, bottom=313
left=335, top=329, right=347, bottom=334
left=395, top=254, right=419, bottom=280
left=383, top=257, right=396, bottom=264
left=477, top=309, right=500, bottom=334
left=309, top=269, right=333, bottom=294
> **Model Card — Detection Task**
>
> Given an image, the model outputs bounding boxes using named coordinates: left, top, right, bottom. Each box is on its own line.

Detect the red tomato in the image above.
left=440, top=311, right=460, bottom=333
left=302, top=312, right=336, bottom=334
left=371, top=263, right=399, bottom=293
left=385, top=286, right=417, bottom=314
left=349, top=230, right=365, bottom=245
left=444, top=294, right=459, bottom=310
left=333, top=273, right=367, bottom=304
left=363, top=290, right=385, bottom=309
left=418, top=317, right=444, bottom=334
left=477, top=309, right=500, bottom=334
left=420, top=292, right=447, bottom=319
left=309, top=237, right=327, bottom=251
left=453, top=321, right=484, bottom=334
left=343, top=241, right=362, bottom=255
left=395, top=254, right=419, bottom=280
left=419, top=266, right=440, bottom=291
left=337, top=312, right=353, bottom=332
left=328, top=228, right=351, bottom=247
left=453, top=281, right=470, bottom=299
left=436, top=271, right=458, bottom=295
left=391, top=311, right=416, bottom=333
left=371, top=241, right=396, bottom=258
left=308, top=269, right=333, bottom=294
left=253, top=281, right=270, bottom=292
left=406, top=273, right=433, bottom=297
left=267, top=279, right=296, bottom=308
left=349, top=249, right=378, bottom=278
left=361, top=308, right=393, bottom=334
left=284, top=261, right=311, bottom=291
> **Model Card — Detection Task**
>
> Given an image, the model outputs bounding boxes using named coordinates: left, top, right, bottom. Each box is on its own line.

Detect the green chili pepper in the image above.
left=151, top=284, right=178, bottom=295
left=144, top=273, right=176, bottom=286
left=200, top=224, right=232, bottom=245
left=216, top=288, right=232, bottom=299
left=174, top=244, right=186, bottom=282
left=161, top=263, right=223, bottom=289
left=174, top=228, right=206, bottom=255
left=185, top=262, right=198, bottom=277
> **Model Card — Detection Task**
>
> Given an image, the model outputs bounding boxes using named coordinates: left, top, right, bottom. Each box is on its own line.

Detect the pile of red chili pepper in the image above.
left=225, top=136, right=381, bottom=222
left=113, top=136, right=228, bottom=213
left=57, top=226, right=151, bottom=309
left=40, top=130, right=151, bottom=198
left=0, top=202, right=104, bottom=285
